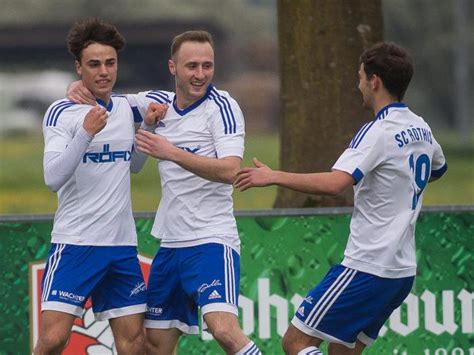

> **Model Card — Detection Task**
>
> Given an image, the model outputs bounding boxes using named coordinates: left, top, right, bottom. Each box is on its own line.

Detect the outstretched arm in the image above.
left=135, top=129, right=240, bottom=184
left=234, top=158, right=354, bottom=195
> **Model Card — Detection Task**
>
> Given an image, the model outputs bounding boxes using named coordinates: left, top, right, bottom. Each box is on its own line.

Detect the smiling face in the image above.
left=75, top=42, right=118, bottom=102
left=169, top=40, right=214, bottom=109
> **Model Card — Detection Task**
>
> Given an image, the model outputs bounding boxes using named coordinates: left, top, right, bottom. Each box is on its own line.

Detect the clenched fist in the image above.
left=83, top=106, right=108, bottom=136
left=144, top=102, right=168, bottom=126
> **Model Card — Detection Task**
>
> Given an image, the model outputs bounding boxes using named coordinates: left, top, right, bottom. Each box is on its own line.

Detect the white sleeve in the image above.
left=129, top=121, right=157, bottom=174
left=332, top=121, right=385, bottom=183
left=430, top=136, right=447, bottom=178
left=43, top=127, right=93, bottom=191
left=209, top=95, right=245, bottom=159
left=126, top=90, right=172, bottom=122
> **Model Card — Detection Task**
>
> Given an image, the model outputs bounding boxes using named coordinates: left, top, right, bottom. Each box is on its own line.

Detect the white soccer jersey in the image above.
left=43, top=96, right=138, bottom=246
left=333, top=103, right=447, bottom=278
left=128, top=85, right=244, bottom=251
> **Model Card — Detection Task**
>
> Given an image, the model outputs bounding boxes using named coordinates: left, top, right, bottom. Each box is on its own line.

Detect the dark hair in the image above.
left=360, top=42, right=414, bottom=101
left=170, top=30, right=214, bottom=59
left=67, top=18, right=125, bottom=62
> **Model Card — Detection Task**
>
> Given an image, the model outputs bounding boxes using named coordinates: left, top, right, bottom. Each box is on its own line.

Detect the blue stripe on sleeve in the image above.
left=209, top=92, right=230, bottom=134
left=46, top=101, right=73, bottom=126
left=352, top=121, right=376, bottom=149
left=349, top=122, right=370, bottom=148
left=352, top=168, right=364, bottom=183
left=46, top=101, right=74, bottom=126
left=145, top=93, right=166, bottom=103
left=146, top=91, right=171, bottom=103
left=131, top=106, right=143, bottom=123
left=52, top=104, right=75, bottom=126
left=210, top=90, right=231, bottom=133
left=210, top=88, right=237, bottom=134
left=218, top=94, right=237, bottom=134
left=431, top=163, right=448, bottom=178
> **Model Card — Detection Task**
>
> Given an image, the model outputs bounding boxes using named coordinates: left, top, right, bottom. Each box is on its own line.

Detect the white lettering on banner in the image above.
left=200, top=279, right=473, bottom=340
left=258, top=278, right=288, bottom=338
left=381, top=293, right=420, bottom=336
left=422, top=290, right=458, bottom=335
left=239, top=295, right=254, bottom=335
left=458, top=289, right=474, bottom=333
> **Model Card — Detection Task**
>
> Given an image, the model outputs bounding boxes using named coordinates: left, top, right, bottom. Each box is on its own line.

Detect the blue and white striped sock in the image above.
left=297, top=346, right=323, bottom=355
left=235, top=341, right=262, bottom=355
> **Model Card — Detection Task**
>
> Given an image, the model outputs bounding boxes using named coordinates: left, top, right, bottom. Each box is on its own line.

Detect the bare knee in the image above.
left=114, top=327, right=145, bottom=354
left=205, top=312, right=248, bottom=352
left=282, top=325, right=321, bottom=355
left=328, top=341, right=365, bottom=355
left=282, top=330, right=294, bottom=354
left=145, top=328, right=180, bottom=354
left=35, top=332, right=69, bottom=355
left=210, top=322, right=235, bottom=346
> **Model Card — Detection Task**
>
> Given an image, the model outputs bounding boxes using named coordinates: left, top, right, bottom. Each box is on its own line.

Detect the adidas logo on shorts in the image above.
left=208, top=290, right=222, bottom=300
left=298, top=306, right=305, bottom=316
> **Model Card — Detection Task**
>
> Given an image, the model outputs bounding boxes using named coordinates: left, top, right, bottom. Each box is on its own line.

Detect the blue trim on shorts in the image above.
left=294, top=264, right=414, bottom=344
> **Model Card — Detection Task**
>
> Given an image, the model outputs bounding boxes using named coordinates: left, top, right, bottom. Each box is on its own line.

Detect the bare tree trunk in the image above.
left=275, top=0, right=383, bottom=208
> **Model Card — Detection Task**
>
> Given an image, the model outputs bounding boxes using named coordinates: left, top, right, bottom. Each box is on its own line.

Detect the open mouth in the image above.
left=96, top=79, right=110, bottom=86
left=191, top=82, right=206, bottom=89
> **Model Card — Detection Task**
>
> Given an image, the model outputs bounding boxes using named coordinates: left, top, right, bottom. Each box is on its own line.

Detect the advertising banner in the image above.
left=0, top=209, right=472, bottom=354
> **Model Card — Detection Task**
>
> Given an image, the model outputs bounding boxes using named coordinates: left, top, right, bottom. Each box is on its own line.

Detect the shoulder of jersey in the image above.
left=44, top=99, right=88, bottom=127
left=144, top=90, right=174, bottom=104
left=111, top=94, right=130, bottom=103
left=208, top=86, right=235, bottom=101
left=208, top=86, right=240, bottom=111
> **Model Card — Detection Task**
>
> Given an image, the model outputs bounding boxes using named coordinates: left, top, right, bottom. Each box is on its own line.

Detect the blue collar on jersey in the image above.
left=96, top=98, right=113, bottom=112
left=173, top=84, right=213, bottom=116
left=375, top=102, right=406, bottom=120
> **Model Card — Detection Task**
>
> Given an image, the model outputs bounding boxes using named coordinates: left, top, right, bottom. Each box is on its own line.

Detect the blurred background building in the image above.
left=0, top=0, right=472, bottom=213
left=0, top=0, right=471, bottom=139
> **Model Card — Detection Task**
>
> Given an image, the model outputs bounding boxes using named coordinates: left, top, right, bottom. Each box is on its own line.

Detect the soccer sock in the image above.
left=235, top=341, right=262, bottom=355
left=297, top=346, right=323, bottom=355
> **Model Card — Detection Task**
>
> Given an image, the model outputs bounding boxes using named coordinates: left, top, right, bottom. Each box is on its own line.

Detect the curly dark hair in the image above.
left=67, top=17, right=125, bottom=62
left=360, top=42, right=414, bottom=101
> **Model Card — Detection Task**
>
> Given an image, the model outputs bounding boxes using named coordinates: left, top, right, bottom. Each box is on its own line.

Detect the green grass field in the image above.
left=0, top=132, right=472, bottom=215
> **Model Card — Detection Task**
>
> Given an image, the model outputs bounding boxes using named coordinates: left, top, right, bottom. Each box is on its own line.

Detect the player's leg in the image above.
left=35, top=243, right=104, bottom=354
left=146, top=328, right=181, bottom=354
left=34, top=311, right=76, bottom=354
left=328, top=340, right=365, bottom=355
left=109, top=313, right=145, bottom=355
left=352, top=273, right=414, bottom=351
left=92, top=246, right=147, bottom=354
left=187, top=243, right=261, bottom=354
left=282, top=324, right=323, bottom=355
left=144, top=247, right=197, bottom=353
left=204, top=311, right=254, bottom=354
left=287, top=265, right=372, bottom=353
left=289, top=264, right=415, bottom=353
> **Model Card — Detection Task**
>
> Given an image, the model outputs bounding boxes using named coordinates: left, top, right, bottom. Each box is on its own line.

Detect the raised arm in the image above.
left=44, top=106, right=107, bottom=191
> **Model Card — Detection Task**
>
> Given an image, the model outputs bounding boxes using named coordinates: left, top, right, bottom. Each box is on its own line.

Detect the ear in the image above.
left=371, top=74, right=381, bottom=90
left=168, top=59, right=176, bottom=76
left=75, top=60, right=82, bottom=76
